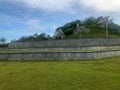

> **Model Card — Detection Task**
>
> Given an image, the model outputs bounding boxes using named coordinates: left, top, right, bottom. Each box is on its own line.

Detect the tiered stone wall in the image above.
left=5, top=46, right=120, bottom=51
left=9, top=38, right=120, bottom=48
left=0, top=38, right=119, bottom=60
left=0, top=50, right=120, bottom=60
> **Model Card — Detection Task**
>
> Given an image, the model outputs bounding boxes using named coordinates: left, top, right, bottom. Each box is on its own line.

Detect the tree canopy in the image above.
left=55, top=16, right=120, bottom=38
left=11, top=16, right=120, bottom=42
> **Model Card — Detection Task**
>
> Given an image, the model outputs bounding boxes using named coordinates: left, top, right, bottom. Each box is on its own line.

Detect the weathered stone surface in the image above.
left=4, top=45, right=120, bottom=51
left=0, top=50, right=120, bottom=60
left=9, top=38, right=120, bottom=48
left=0, top=38, right=119, bottom=60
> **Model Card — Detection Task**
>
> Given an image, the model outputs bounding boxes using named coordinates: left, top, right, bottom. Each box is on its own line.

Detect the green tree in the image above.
left=0, top=38, right=6, bottom=44
left=56, top=20, right=81, bottom=36
left=97, top=16, right=113, bottom=37
left=83, top=17, right=97, bottom=26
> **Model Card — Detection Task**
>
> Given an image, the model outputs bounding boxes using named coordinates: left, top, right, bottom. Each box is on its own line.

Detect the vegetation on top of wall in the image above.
left=11, top=16, right=120, bottom=42
left=56, top=16, right=120, bottom=38
left=14, top=33, right=52, bottom=42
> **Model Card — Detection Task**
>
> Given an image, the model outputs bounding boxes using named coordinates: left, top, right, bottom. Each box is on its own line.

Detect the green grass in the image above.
left=66, top=25, right=120, bottom=39
left=0, top=57, right=120, bottom=90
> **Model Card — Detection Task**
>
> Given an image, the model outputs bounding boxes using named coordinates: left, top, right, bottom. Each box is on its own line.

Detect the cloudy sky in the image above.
left=1, top=0, right=120, bottom=41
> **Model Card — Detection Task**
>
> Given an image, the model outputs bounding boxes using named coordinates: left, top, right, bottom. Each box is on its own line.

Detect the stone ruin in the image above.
left=0, top=38, right=120, bottom=60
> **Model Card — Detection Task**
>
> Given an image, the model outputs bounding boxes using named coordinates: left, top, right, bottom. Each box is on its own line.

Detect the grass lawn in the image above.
left=0, top=57, right=120, bottom=90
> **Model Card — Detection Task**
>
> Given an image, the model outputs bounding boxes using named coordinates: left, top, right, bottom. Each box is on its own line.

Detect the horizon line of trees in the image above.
left=56, top=16, right=120, bottom=37
left=0, top=37, right=8, bottom=47
left=1, top=16, right=120, bottom=44
left=12, top=33, right=53, bottom=42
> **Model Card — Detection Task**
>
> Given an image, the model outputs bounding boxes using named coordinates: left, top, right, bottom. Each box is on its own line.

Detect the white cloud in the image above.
left=10, top=0, right=76, bottom=13
left=29, top=26, right=44, bottom=31
left=51, top=24, right=58, bottom=30
left=9, top=0, right=120, bottom=13
left=25, top=18, right=45, bottom=31
left=26, top=19, right=41, bottom=26
left=79, top=0, right=120, bottom=12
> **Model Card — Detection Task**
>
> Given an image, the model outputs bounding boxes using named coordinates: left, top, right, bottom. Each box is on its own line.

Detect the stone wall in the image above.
left=6, top=46, right=120, bottom=51
left=0, top=50, right=120, bottom=60
left=9, top=38, right=120, bottom=48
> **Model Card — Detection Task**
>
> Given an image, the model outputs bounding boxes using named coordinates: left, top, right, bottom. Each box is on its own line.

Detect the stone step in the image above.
left=0, top=50, right=120, bottom=60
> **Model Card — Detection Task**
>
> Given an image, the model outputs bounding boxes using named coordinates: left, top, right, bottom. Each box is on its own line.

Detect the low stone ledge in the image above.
left=3, top=45, right=120, bottom=51
left=0, top=50, right=120, bottom=60
left=9, top=38, right=120, bottom=48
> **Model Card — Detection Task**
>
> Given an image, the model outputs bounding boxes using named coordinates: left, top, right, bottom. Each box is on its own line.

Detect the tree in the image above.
left=11, top=39, right=16, bottom=43
left=97, top=16, right=113, bottom=37
left=33, top=33, right=39, bottom=38
left=37, top=33, right=47, bottom=40
left=46, top=35, right=52, bottom=40
left=56, top=20, right=82, bottom=36
left=84, top=17, right=97, bottom=25
left=74, top=24, right=89, bottom=38
left=53, top=29, right=65, bottom=39
left=0, top=38, right=6, bottom=44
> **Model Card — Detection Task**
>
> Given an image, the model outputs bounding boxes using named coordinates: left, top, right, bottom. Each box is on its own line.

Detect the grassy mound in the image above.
left=66, top=24, right=119, bottom=39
